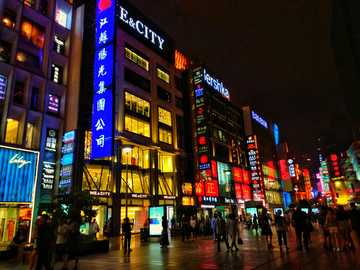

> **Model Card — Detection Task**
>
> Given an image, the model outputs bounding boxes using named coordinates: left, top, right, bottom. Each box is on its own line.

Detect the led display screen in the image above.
left=0, top=146, right=39, bottom=202
left=62, top=153, right=74, bottom=166
left=148, top=206, right=164, bottom=236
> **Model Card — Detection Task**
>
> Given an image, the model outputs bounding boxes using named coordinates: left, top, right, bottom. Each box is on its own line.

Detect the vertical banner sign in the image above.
left=246, top=135, right=264, bottom=200
left=193, top=66, right=210, bottom=170
left=42, top=129, right=58, bottom=189
left=91, top=0, right=115, bottom=159
left=0, top=74, right=7, bottom=104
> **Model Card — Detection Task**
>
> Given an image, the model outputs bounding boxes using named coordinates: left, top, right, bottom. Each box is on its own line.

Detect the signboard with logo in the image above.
left=117, top=0, right=174, bottom=63
left=0, top=146, right=39, bottom=202
left=42, top=129, right=58, bottom=189
left=246, top=135, right=263, bottom=200
left=181, top=182, right=192, bottom=195
left=251, top=111, right=268, bottom=129
left=182, top=197, right=195, bottom=206
left=233, top=167, right=243, bottom=183
left=91, top=0, right=115, bottom=159
left=148, top=206, right=164, bottom=236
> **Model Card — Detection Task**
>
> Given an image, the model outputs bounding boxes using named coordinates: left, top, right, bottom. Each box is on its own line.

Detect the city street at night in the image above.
left=2, top=228, right=360, bottom=270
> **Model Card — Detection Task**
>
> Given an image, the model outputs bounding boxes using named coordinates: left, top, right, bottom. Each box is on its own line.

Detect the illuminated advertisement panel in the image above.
left=182, top=197, right=194, bottom=206
left=246, top=135, right=264, bottom=200
left=243, top=170, right=250, bottom=185
left=205, top=180, right=219, bottom=197
left=0, top=146, right=39, bottom=202
left=235, top=183, right=242, bottom=199
left=0, top=74, right=7, bottom=104
left=193, top=66, right=210, bottom=170
left=148, top=206, right=164, bottom=236
left=195, top=182, right=204, bottom=196
left=91, top=0, right=115, bottom=159
left=242, top=185, right=251, bottom=200
left=233, top=167, right=243, bottom=183
left=181, top=183, right=192, bottom=195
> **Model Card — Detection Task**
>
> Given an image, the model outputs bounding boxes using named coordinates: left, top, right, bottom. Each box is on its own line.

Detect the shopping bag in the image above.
left=237, top=237, right=243, bottom=245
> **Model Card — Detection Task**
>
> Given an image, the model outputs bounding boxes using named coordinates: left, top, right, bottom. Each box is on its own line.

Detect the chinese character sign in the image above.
left=91, top=0, right=115, bottom=159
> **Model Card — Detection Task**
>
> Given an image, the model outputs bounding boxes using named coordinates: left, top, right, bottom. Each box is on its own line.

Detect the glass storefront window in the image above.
left=158, top=176, right=174, bottom=195
left=121, top=171, right=150, bottom=194
left=5, top=119, right=19, bottom=144
left=82, top=165, right=112, bottom=191
left=158, top=107, right=171, bottom=126
left=25, top=123, right=34, bottom=149
left=157, top=68, right=170, bottom=83
left=121, top=148, right=149, bottom=169
left=159, top=155, right=173, bottom=172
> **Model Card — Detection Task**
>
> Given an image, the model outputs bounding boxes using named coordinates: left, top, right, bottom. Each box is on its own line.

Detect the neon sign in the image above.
left=251, top=111, right=268, bottom=129
left=175, top=50, right=186, bottom=70
left=203, top=69, right=230, bottom=100
left=288, top=159, right=296, bottom=178
left=0, top=74, right=7, bottom=104
left=330, top=154, right=341, bottom=177
left=118, top=6, right=165, bottom=50
left=247, top=135, right=263, bottom=200
left=92, top=0, right=115, bottom=159
left=9, top=154, right=31, bottom=168
left=279, top=159, right=290, bottom=180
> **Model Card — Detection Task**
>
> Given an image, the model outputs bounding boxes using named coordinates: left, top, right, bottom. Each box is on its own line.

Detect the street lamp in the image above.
left=224, top=170, right=232, bottom=214
left=120, top=144, right=134, bottom=219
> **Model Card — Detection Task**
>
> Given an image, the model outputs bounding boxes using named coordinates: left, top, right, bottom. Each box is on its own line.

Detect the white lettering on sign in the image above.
left=203, top=69, right=230, bottom=100
left=119, top=6, right=165, bottom=50
left=9, top=154, right=31, bottom=168
left=251, top=111, right=268, bottom=129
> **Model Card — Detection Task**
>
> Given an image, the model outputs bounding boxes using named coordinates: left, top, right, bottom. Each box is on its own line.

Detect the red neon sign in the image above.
left=279, top=159, right=290, bottom=180
left=211, top=160, right=218, bottom=178
left=175, top=50, right=187, bottom=70
left=195, top=182, right=204, bottom=195
left=233, top=167, right=243, bottom=183
left=242, top=185, right=251, bottom=200
left=235, top=184, right=242, bottom=199
left=205, top=180, right=219, bottom=197
left=98, top=0, right=112, bottom=12
left=243, top=170, right=250, bottom=185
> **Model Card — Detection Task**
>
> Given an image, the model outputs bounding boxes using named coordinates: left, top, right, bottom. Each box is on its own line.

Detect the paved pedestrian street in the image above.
left=2, top=227, right=360, bottom=270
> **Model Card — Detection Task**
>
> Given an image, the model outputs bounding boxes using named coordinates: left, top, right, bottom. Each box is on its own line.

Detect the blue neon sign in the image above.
left=274, top=123, right=279, bottom=148
left=252, top=111, right=268, bottom=129
left=0, top=146, right=39, bottom=202
left=92, top=0, right=115, bottom=159
left=203, top=69, right=230, bottom=101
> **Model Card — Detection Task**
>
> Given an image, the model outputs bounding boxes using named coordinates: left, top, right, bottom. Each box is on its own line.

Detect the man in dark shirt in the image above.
left=348, top=202, right=360, bottom=246
left=292, top=206, right=309, bottom=250
left=122, top=217, right=132, bottom=253
left=180, top=214, right=189, bottom=242
left=35, top=214, right=53, bottom=270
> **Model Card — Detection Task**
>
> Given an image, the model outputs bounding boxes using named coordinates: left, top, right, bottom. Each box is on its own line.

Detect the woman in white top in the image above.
left=190, top=216, right=197, bottom=241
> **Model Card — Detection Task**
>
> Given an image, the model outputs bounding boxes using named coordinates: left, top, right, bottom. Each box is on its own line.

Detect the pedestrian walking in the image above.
left=211, top=213, right=217, bottom=241
left=325, top=207, right=340, bottom=251
left=64, top=222, right=80, bottom=270
left=181, top=214, right=189, bottom=242
left=284, top=212, right=291, bottom=231
left=190, top=216, right=197, bottom=241
left=51, top=217, right=68, bottom=270
left=337, top=205, right=351, bottom=250
left=275, top=210, right=289, bottom=251
left=90, top=219, right=99, bottom=240
left=215, top=212, right=229, bottom=252
left=122, top=217, right=132, bottom=253
left=28, top=219, right=40, bottom=270
left=261, top=208, right=273, bottom=249
left=319, top=206, right=331, bottom=250
left=160, top=216, right=169, bottom=249
left=34, top=214, right=53, bottom=270
left=292, top=206, right=310, bottom=250
left=252, top=214, right=258, bottom=234
left=171, top=215, right=176, bottom=230
left=226, top=214, right=239, bottom=252
left=348, top=202, right=360, bottom=247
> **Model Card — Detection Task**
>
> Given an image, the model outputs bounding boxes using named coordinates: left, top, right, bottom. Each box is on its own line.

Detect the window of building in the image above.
left=213, top=127, right=227, bottom=144
left=3, top=10, right=16, bottom=28
left=54, top=35, right=65, bottom=55
left=121, top=148, right=150, bottom=169
left=158, top=176, right=174, bottom=195
left=24, top=0, right=35, bottom=7
left=157, top=67, right=170, bottom=83
left=211, top=97, right=226, bottom=116
left=55, top=8, right=67, bottom=28
left=30, top=87, right=38, bottom=110
left=51, top=63, right=63, bottom=84
left=40, top=0, right=48, bottom=15
left=0, top=40, right=11, bottom=63
left=125, top=45, right=149, bottom=71
left=16, top=49, right=40, bottom=68
left=121, top=172, right=150, bottom=194
left=212, top=112, right=226, bottom=129
left=157, top=86, right=171, bottom=103
left=125, top=115, right=150, bottom=137
left=48, top=94, right=60, bottom=115
left=159, top=155, right=173, bottom=172
left=174, top=75, right=182, bottom=91
left=21, top=19, right=45, bottom=49
left=228, top=121, right=235, bottom=134
left=25, top=123, right=34, bottom=148
left=175, top=97, right=183, bottom=109
left=158, top=107, right=172, bottom=126
left=215, top=143, right=229, bottom=161
left=84, top=130, right=92, bottom=160
left=13, top=81, right=24, bottom=105
left=176, top=115, right=185, bottom=149
left=124, top=68, right=150, bottom=92
left=5, top=119, right=19, bottom=144
left=125, top=92, right=150, bottom=117
left=159, top=128, right=172, bottom=144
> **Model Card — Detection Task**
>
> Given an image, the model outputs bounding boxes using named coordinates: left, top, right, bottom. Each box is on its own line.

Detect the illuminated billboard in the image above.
left=246, top=135, right=264, bottom=200
left=0, top=146, right=39, bottom=202
left=148, top=206, right=164, bottom=236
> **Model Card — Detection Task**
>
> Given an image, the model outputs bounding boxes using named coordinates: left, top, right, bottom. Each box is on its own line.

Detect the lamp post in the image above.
left=224, top=170, right=232, bottom=214
left=120, top=145, right=134, bottom=219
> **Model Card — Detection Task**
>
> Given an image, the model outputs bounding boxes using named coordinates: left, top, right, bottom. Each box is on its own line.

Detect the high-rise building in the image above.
left=0, top=0, right=82, bottom=242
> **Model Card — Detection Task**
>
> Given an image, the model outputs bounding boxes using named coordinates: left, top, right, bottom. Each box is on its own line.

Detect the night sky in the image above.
left=131, top=0, right=346, bottom=158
